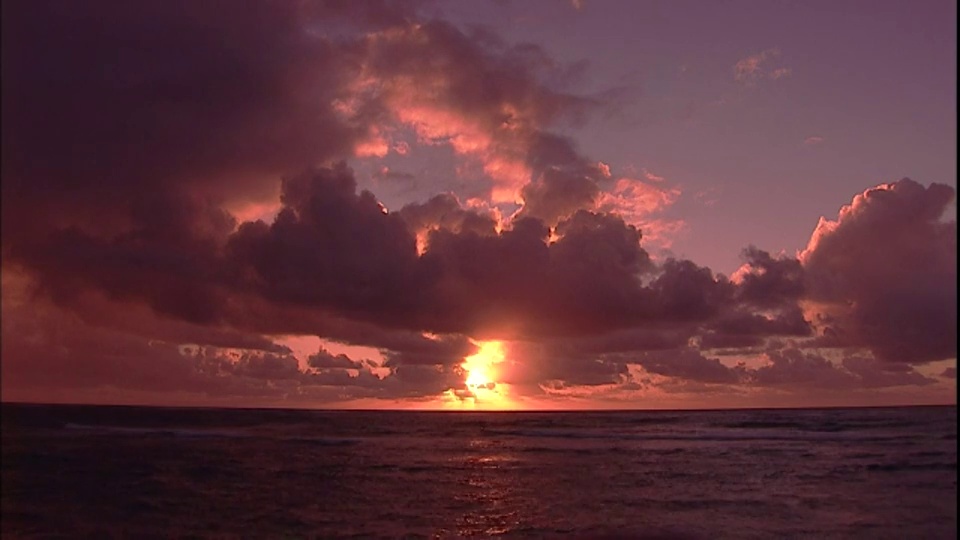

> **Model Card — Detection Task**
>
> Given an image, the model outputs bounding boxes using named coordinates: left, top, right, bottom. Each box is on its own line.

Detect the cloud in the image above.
left=381, top=334, right=477, bottom=367
left=1, top=291, right=288, bottom=400
left=308, top=348, right=366, bottom=370
left=734, top=48, right=790, bottom=85
left=732, top=247, right=805, bottom=308
left=347, top=21, right=596, bottom=207
left=0, top=280, right=471, bottom=405
left=397, top=193, right=500, bottom=253
left=839, top=354, right=936, bottom=388
left=750, top=348, right=935, bottom=390
left=595, top=174, right=684, bottom=247
left=800, top=179, right=957, bottom=364
left=1, top=2, right=953, bottom=407
left=634, top=348, right=742, bottom=384
left=518, top=154, right=604, bottom=225
left=804, top=136, right=825, bottom=145
left=498, top=341, right=629, bottom=388
left=225, top=164, right=423, bottom=322
left=1, top=0, right=390, bottom=246
left=769, top=67, right=792, bottom=80
left=9, top=156, right=744, bottom=359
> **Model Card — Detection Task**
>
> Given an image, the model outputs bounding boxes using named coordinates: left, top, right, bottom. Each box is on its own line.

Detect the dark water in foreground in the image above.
left=1, top=404, right=956, bottom=539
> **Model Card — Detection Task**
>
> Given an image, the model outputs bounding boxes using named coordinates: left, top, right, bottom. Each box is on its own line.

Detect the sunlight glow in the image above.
left=459, top=340, right=511, bottom=408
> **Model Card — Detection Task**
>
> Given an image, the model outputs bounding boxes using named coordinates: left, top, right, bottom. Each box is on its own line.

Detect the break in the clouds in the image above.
left=1, top=0, right=955, bottom=409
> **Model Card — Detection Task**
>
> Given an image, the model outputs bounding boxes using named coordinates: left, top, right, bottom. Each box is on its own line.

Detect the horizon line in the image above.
left=2, top=399, right=956, bottom=414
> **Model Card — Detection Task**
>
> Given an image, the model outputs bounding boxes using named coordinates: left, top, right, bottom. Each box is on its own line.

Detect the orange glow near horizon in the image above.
left=458, top=340, right=514, bottom=409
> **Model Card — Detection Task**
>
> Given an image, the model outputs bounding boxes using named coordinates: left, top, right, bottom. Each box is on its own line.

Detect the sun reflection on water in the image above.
left=452, top=438, right=524, bottom=537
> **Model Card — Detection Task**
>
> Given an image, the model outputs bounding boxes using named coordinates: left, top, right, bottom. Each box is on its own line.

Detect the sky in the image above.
left=1, top=0, right=956, bottom=410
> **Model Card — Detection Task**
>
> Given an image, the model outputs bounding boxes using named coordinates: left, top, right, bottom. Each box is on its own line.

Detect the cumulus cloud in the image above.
left=225, top=164, right=422, bottom=322
left=345, top=21, right=596, bottom=207
left=1, top=1, right=953, bottom=407
left=800, top=179, right=957, bottom=364
left=732, top=247, right=805, bottom=308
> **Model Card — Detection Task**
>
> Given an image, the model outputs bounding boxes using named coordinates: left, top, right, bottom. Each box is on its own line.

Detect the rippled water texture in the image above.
left=2, top=404, right=956, bottom=538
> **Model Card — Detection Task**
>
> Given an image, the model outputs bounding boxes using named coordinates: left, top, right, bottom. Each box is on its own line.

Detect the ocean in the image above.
left=1, top=404, right=955, bottom=539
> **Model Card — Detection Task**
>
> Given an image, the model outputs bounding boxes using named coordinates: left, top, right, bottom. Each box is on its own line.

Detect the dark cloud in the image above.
left=699, top=306, right=812, bottom=351
left=749, top=348, right=936, bottom=391
left=380, top=334, right=477, bottom=367
left=499, top=342, right=629, bottom=388
left=308, top=348, right=366, bottom=370
left=0, top=294, right=266, bottom=398
left=555, top=327, right=693, bottom=355
left=221, top=166, right=661, bottom=338
left=800, top=179, right=957, bottom=364
left=698, top=333, right=767, bottom=351
left=631, top=349, right=742, bottom=384
left=0, top=286, right=467, bottom=403
left=839, top=354, right=936, bottom=388
left=751, top=348, right=859, bottom=389
left=225, top=164, right=423, bottom=323
left=712, top=308, right=810, bottom=337
left=650, top=259, right=733, bottom=321
left=735, top=247, right=805, bottom=308
left=398, top=193, right=499, bottom=240
left=224, top=352, right=303, bottom=381
left=1, top=0, right=375, bottom=242
left=1, top=1, right=953, bottom=405
left=517, top=135, right=605, bottom=226
left=1, top=0, right=415, bottom=329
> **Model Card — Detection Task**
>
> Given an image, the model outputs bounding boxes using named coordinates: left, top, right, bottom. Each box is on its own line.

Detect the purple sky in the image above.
left=408, top=0, right=959, bottom=274
left=1, top=0, right=955, bottom=409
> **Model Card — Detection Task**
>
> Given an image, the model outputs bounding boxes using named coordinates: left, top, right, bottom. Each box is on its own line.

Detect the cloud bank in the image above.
left=2, top=1, right=955, bottom=408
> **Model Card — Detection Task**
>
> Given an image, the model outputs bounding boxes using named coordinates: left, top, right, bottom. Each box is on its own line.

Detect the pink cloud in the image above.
left=769, top=67, right=792, bottom=79
left=392, top=140, right=410, bottom=155
left=734, top=48, right=790, bottom=85
left=595, top=175, right=684, bottom=247
left=337, top=21, right=601, bottom=216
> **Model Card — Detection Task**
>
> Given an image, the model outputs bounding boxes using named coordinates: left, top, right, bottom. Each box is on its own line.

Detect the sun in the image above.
left=465, top=366, right=494, bottom=389
left=460, top=340, right=510, bottom=406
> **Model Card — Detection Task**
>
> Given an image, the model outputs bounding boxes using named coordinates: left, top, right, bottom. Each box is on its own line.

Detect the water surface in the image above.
left=2, top=404, right=955, bottom=538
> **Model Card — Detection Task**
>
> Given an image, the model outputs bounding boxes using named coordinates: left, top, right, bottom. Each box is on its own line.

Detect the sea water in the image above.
left=1, top=404, right=955, bottom=538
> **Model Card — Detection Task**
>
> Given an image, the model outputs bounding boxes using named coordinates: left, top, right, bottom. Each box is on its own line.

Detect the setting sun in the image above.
left=460, top=340, right=511, bottom=407
left=2, top=1, right=956, bottom=537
